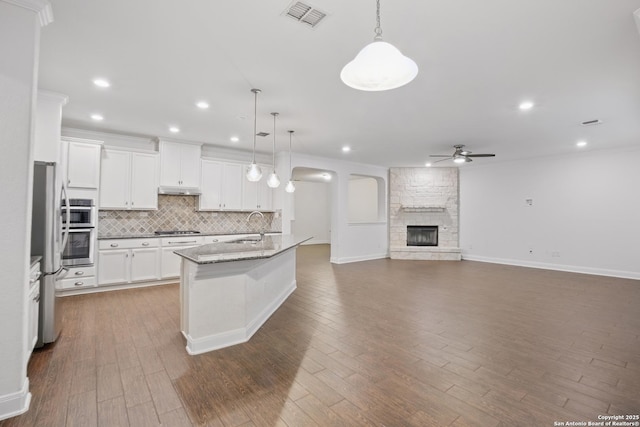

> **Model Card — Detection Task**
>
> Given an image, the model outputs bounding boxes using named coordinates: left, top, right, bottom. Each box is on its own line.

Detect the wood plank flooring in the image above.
left=2, top=244, right=639, bottom=426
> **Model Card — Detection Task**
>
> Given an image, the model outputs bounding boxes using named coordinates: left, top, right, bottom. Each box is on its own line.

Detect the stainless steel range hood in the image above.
left=158, top=186, right=201, bottom=195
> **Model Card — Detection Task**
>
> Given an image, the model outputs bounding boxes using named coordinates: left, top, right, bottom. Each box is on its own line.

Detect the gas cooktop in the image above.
left=154, top=230, right=201, bottom=235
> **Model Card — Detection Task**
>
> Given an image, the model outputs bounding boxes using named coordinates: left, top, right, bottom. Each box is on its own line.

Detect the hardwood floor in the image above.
left=3, top=244, right=639, bottom=426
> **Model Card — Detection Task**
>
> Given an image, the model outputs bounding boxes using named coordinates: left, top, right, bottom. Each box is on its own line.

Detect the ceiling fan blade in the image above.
left=466, top=154, right=495, bottom=157
left=429, top=155, right=452, bottom=157
left=432, top=157, right=453, bottom=163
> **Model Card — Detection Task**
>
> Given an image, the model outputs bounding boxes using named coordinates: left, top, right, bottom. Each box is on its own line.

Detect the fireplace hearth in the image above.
left=407, top=226, right=438, bottom=247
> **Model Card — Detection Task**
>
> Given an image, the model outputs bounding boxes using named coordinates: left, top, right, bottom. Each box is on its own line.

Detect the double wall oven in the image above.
left=61, top=198, right=96, bottom=266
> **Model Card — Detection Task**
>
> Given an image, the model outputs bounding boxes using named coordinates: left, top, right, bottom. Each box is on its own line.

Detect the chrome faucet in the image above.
left=247, top=211, right=265, bottom=238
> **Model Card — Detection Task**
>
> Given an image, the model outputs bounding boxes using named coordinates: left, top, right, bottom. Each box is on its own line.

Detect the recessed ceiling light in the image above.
left=342, top=146, right=351, bottom=153
left=230, top=136, right=239, bottom=142
left=169, top=126, right=180, bottom=133
left=93, top=78, right=110, bottom=88
left=196, top=101, right=209, bottom=109
left=576, top=140, right=587, bottom=147
left=425, top=162, right=432, bottom=167
left=90, top=114, right=103, bottom=121
left=519, top=101, right=534, bottom=110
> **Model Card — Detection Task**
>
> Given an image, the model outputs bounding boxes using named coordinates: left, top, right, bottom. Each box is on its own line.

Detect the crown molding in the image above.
left=37, top=89, right=68, bottom=106
left=2, top=0, right=53, bottom=26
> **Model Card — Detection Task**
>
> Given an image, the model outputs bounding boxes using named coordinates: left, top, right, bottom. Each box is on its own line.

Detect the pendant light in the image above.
left=285, top=130, right=296, bottom=193
left=267, top=112, right=281, bottom=188
left=246, top=88, right=263, bottom=182
left=340, top=0, right=418, bottom=91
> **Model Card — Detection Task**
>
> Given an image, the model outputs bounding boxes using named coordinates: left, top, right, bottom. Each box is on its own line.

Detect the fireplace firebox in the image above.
left=407, top=226, right=438, bottom=247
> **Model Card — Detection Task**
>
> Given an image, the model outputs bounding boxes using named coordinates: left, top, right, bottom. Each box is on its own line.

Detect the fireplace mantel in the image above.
left=401, top=205, right=446, bottom=212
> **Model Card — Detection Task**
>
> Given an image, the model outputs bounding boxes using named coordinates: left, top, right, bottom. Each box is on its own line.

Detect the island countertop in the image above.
left=174, top=234, right=312, bottom=264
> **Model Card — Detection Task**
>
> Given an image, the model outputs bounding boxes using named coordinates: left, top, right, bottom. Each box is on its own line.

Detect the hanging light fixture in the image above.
left=267, top=112, right=281, bottom=188
left=340, top=0, right=418, bottom=91
left=285, top=130, right=296, bottom=193
left=246, top=88, right=263, bottom=182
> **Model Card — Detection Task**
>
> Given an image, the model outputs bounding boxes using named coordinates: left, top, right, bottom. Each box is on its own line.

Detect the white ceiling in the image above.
left=38, top=0, right=640, bottom=167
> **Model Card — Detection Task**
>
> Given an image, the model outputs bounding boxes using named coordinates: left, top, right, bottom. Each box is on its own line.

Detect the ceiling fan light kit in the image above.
left=340, top=0, right=418, bottom=91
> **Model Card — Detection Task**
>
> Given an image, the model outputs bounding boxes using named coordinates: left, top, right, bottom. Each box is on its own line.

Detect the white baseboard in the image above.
left=0, top=378, right=30, bottom=422
left=330, top=253, right=388, bottom=264
left=185, top=280, right=297, bottom=355
left=462, top=254, right=640, bottom=280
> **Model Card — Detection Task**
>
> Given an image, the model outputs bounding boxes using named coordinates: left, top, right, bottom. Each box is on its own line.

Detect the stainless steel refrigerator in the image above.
left=31, top=161, right=69, bottom=347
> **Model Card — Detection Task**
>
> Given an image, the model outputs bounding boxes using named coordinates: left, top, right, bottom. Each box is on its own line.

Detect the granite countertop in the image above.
left=174, top=234, right=311, bottom=264
left=30, top=256, right=42, bottom=268
left=98, top=231, right=282, bottom=240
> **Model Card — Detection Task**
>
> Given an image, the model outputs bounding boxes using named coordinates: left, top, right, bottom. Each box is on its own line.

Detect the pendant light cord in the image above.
left=271, top=113, right=278, bottom=171
left=374, top=0, right=383, bottom=40
left=251, top=89, right=260, bottom=163
left=288, top=130, right=294, bottom=180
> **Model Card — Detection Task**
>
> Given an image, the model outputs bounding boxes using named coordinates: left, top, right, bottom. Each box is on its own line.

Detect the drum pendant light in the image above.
left=246, top=89, right=263, bottom=182
left=340, top=0, right=418, bottom=91
left=267, top=112, right=281, bottom=188
left=285, top=130, right=295, bottom=193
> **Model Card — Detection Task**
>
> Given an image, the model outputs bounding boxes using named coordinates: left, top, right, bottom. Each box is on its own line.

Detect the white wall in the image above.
left=460, top=146, right=640, bottom=279
left=293, top=181, right=330, bottom=244
left=0, top=0, right=49, bottom=420
left=275, top=152, right=388, bottom=264
left=348, top=177, right=379, bottom=223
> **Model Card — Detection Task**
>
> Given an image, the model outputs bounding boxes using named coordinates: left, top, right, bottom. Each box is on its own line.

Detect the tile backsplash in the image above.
left=98, top=195, right=281, bottom=237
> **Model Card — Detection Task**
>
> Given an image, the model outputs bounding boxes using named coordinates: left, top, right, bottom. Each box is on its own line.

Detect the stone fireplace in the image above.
left=389, top=168, right=461, bottom=260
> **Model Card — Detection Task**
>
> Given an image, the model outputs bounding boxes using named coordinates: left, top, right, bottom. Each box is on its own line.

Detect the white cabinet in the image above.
left=242, top=167, right=273, bottom=211
left=57, top=265, right=97, bottom=291
left=199, top=160, right=243, bottom=211
left=27, top=262, right=41, bottom=356
left=100, top=149, right=158, bottom=210
left=159, top=141, right=201, bottom=188
left=65, top=137, right=103, bottom=189
left=160, top=236, right=204, bottom=278
left=98, top=239, right=160, bottom=285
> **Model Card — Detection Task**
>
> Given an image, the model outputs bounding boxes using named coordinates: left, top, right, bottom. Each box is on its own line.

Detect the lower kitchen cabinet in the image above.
left=160, top=236, right=204, bottom=278
left=98, top=239, right=160, bottom=285
left=27, top=262, right=41, bottom=357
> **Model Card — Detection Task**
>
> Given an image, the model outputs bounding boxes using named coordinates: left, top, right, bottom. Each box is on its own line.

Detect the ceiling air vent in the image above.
left=256, top=132, right=270, bottom=137
left=285, top=1, right=327, bottom=28
left=581, top=119, right=603, bottom=126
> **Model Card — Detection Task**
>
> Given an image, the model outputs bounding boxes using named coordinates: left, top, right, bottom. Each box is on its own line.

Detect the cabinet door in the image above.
left=222, top=163, right=243, bottom=210
left=99, top=150, right=131, bottom=209
left=131, top=153, right=158, bottom=209
left=179, top=144, right=202, bottom=187
left=161, top=246, right=190, bottom=279
left=159, top=141, right=182, bottom=186
left=67, top=141, right=102, bottom=188
left=242, top=180, right=258, bottom=211
left=28, top=286, right=39, bottom=353
left=257, top=177, right=273, bottom=211
left=200, top=160, right=223, bottom=210
left=98, top=249, right=130, bottom=285
left=130, top=248, right=160, bottom=282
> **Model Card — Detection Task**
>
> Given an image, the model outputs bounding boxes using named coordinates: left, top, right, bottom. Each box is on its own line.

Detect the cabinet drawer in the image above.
left=58, top=276, right=97, bottom=290
left=160, top=236, right=203, bottom=247
left=66, top=265, right=96, bottom=278
left=99, top=238, right=159, bottom=250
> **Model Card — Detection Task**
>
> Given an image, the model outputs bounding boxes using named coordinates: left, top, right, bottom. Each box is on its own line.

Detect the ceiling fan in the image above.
left=430, top=144, right=496, bottom=164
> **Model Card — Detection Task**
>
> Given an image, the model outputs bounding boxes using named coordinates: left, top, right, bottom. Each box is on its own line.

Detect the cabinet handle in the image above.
left=142, top=242, right=149, bottom=246
left=68, top=180, right=71, bottom=185
left=74, top=281, right=84, bottom=286
left=125, top=201, right=128, bottom=205
left=34, top=294, right=40, bottom=302
left=132, top=201, right=134, bottom=206
left=168, top=240, right=196, bottom=245
left=132, top=253, right=135, bottom=257
left=75, top=271, right=84, bottom=276
left=110, top=243, right=119, bottom=247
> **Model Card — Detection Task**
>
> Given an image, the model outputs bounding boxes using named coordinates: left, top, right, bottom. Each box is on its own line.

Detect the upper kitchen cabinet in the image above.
left=159, top=140, right=201, bottom=189
left=241, top=165, right=273, bottom=211
left=64, top=137, right=103, bottom=189
left=34, top=90, right=68, bottom=163
left=199, top=160, right=243, bottom=211
left=100, top=148, right=158, bottom=210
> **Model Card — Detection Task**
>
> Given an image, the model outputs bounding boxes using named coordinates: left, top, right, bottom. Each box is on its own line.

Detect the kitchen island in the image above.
left=174, top=234, right=311, bottom=355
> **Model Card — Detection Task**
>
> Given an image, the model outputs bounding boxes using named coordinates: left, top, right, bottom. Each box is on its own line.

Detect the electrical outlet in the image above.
left=525, top=198, right=533, bottom=206
left=528, top=247, right=534, bottom=255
